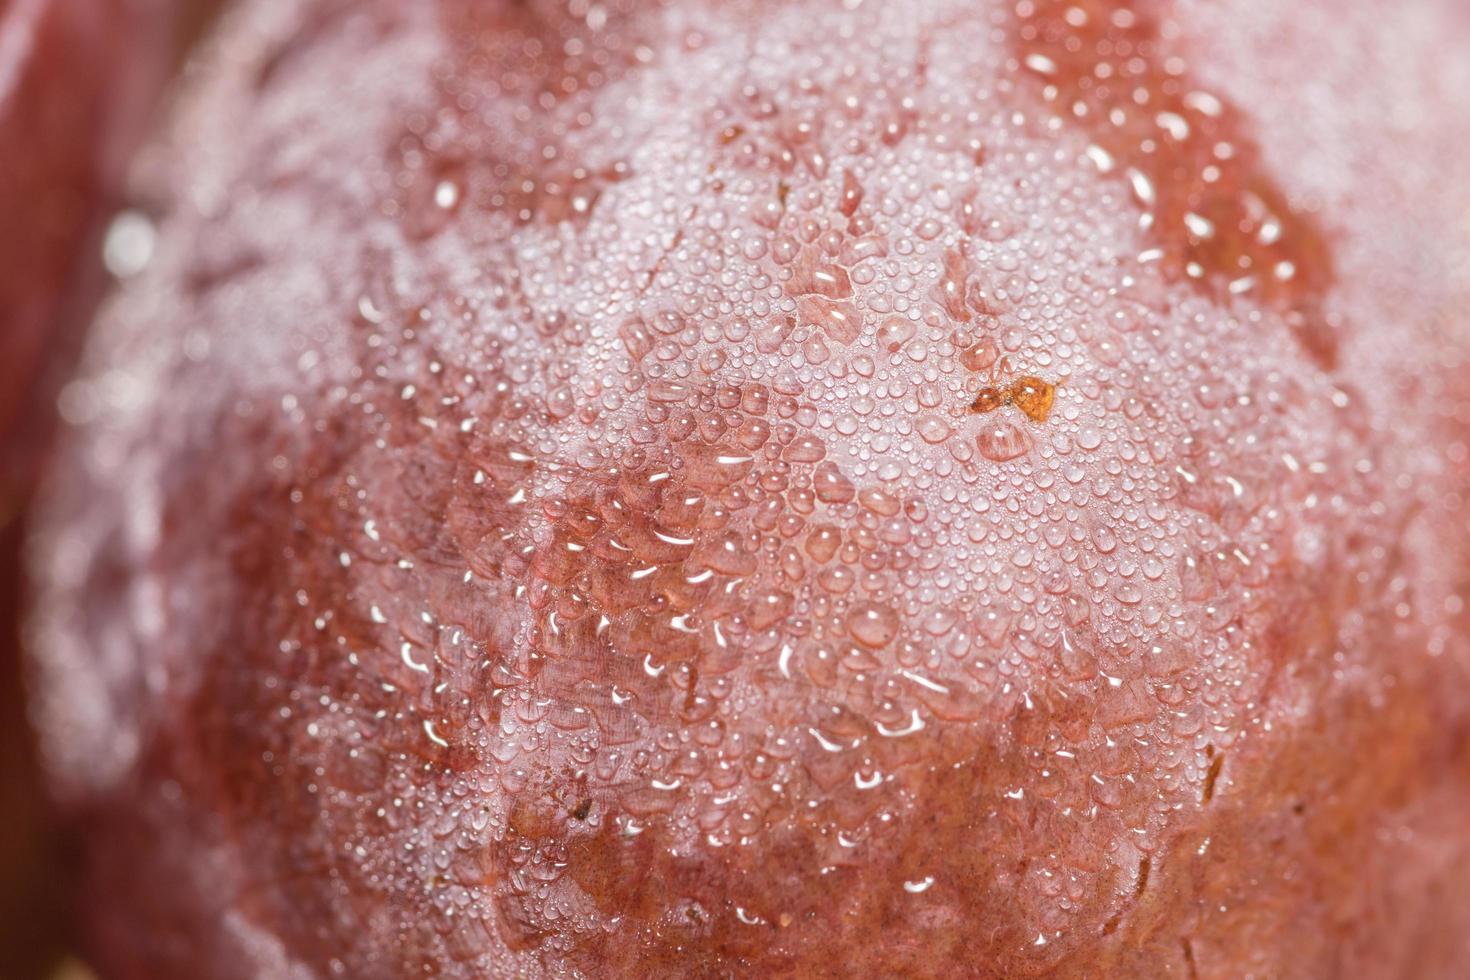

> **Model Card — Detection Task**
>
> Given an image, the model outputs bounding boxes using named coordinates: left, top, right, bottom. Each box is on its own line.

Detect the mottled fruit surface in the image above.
left=26, top=0, right=1470, bottom=977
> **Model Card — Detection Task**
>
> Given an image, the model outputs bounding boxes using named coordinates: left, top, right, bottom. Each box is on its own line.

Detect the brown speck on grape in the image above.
left=1009, top=376, right=1055, bottom=422
left=969, top=386, right=1005, bottom=413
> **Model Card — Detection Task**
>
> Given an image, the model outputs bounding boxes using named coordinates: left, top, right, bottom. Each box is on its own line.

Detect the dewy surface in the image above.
left=25, top=0, right=1470, bottom=976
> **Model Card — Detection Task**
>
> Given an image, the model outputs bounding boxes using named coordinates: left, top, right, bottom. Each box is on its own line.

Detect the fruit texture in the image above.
left=25, top=0, right=1470, bottom=977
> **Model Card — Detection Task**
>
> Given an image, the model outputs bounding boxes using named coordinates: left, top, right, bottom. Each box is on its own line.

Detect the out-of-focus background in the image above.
left=0, top=2, right=219, bottom=976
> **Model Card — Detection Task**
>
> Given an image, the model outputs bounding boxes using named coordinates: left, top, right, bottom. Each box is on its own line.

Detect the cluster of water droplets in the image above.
left=30, top=0, right=1461, bottom=976
left=275, top=0, right=1391, bottom=970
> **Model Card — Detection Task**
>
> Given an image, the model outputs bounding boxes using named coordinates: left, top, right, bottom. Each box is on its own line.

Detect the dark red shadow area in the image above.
left=0, top=1, right=220, bottom=975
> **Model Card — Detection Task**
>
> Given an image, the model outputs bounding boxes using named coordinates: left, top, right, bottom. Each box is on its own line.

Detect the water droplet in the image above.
left=976, top=419, right=1032, bottom=461
left=876, top=316, right=916, bottom=353
left=847, top=601, right=899, bottom=649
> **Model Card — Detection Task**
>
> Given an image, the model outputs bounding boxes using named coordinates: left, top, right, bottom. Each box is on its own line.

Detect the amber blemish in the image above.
left=1202, top=749, right=1224, bottom=803
left=969, top=375, right=1056, bottom=422
left=970, top=386, right=1006, bottom=414
left=1012, top=0, right=1339, bottom=369
left=1009, top=375, right=1055, bottom=422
